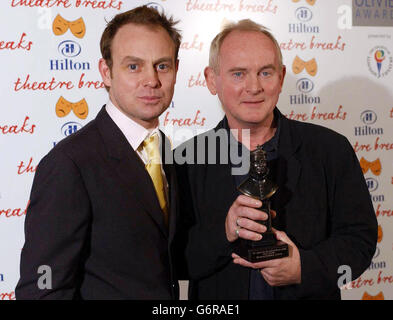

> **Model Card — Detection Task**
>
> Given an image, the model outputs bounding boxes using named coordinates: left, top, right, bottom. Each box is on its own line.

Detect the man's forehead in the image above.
left=218, top=30, right=278, bottom=67
left=221, top=30, right=273, bottom=48
left=112, top=23, right=175, bottom=58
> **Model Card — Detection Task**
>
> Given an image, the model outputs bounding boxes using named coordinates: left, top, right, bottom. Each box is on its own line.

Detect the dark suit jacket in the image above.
left=176, top=108, right=377, bottom=300
left=15, top=107, right=180, bottom=299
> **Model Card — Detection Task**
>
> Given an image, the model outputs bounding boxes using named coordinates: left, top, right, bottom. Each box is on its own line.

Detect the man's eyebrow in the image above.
left=227, top=67, right=248, bottom=73
left=154, top=57, right=174, bottom=65
left=120, top=56, right=174, bottom=65
left=121, top=56, right=144, bottom=64
left=227, top=64, right=277, bottom=73
left=260, top=64, right=276, bottom=70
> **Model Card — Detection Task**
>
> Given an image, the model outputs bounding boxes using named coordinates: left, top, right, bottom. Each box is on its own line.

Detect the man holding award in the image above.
left=176, top=19, right=377, bottom=299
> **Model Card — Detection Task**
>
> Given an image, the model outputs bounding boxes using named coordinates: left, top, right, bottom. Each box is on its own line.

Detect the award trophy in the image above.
left=235, top=146, right=289, bottom=262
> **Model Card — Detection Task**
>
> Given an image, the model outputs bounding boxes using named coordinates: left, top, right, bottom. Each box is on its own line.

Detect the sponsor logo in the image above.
left=378, top=225, right=383, bottom=243
left=359, top=157, right=381, bottom=176
left=0, top=274, right=3, bottom=282
left=355, top=110, right=383, bottom=136
left=354, top=125, right=383, bottom=136
left=289, top=94, right=320, bottom=105
left=55, top=96, right=89, bottom=119
left=58, top=40, right=81, bottom=58
left=61, top=121, right=82, bottom=137
left=365, top=177, right=378, bottom=192
left=368, top=260, right=387, bottom=271
left=295, top=7, right=313, bottom=22
left=50, top=59, right=90, bottom=71
left=367, top=46, right=393, bottom=78
left=296, top=78, right=314, bottom=93
left=50, top=15, right=90, bottom=71
left=371, top=194, right=385, bottom=203
left=362, top=291, right=384, bottom=300
left=353, top=0, right=393, bottom=27
left=292, top=56, right=318, bottom=76
left=361, top=110, right=377, bottom=125
left=291, top=58, right=320, bottom=105
left=52, top=14, right=86, bottom=39
left=290, top=1, right=319, bottom=34
left=146, top=2, right=165, bottom=13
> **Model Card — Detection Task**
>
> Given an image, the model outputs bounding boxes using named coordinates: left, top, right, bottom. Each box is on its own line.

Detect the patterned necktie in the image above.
left=142, top=133, right=168, bottom=226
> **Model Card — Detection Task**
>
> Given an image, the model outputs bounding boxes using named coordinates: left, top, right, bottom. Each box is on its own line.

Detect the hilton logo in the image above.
left=58, top=40, right=81, bottom=58
left=295, top=7, right=313, bottom=21
left=50, top=39, right=90, bottom=71
left=291, top=78, right=320, bottom=105
left=366, top=177, right=378, bottom=192
left=354, top=110, right=383, bottom=136
left=0, top=274, right=4, bottom=282
left=296, top=78, right=314, bottom=93
left=361, top=110, right=377, bottom=125
left=50, top=59, right=90, bottom=71
left=289, top=7, right=320, bottom=33
left=61, top=121, right=82, bottom=137
left=54, top=121, right=83, bottom=147
left=367, top=260, right=387, bottom=271
left=146, top=2, right=165, bottom=13
left=354, top=126, right=383, bottom=136
left=290, top=94, right=320, bottom=105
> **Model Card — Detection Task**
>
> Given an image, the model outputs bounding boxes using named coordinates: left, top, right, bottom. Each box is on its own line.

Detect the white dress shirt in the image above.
left=105, top=100, right=169, bottom=202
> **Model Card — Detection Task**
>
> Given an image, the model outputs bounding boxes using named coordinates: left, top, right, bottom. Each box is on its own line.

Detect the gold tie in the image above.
left=142, top=133, right=168, bottom=225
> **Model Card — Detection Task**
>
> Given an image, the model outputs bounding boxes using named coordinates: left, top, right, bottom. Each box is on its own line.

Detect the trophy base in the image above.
left=235, top=240, right=289, bottom=263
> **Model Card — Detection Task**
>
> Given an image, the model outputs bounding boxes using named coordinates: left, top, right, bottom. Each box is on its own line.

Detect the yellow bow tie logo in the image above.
left=56, top=96, right=89, bottom=120
left=52, top=14, right=86, bottom=39
left=362, top=291, right=384, bottom=300
left=359, top=157, right=381, bottom=176
left=292, top=0, right=316, bottom=5
left=292, top=56, right=318, bottom=76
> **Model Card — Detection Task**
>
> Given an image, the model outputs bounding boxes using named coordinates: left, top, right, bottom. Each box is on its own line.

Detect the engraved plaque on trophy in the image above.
left=234, top=146, right=289, bottom=262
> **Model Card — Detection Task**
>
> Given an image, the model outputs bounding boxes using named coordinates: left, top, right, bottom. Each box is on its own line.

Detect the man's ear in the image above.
left=99, top=58, right=112, bottom=88
left=204, top=66, right=218, bottom=95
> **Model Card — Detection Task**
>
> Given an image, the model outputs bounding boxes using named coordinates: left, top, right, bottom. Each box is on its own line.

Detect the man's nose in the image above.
left=245, top=75, right=262, bottom=94
left=143, top=66, right=161, bottom=88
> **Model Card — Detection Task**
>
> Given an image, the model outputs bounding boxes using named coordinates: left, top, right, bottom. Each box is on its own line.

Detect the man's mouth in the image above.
left=242, top=99, right=264, bottom=105
left=138, top=96, right=162, bottom=104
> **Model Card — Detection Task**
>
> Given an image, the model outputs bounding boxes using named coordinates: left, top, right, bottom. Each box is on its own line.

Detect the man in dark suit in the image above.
left=16, top=6, right=182, bottom=299
left=176, top=19, right=377, bottom=299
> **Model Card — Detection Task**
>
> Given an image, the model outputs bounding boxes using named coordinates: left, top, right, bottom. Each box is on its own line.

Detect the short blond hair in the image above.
left=209, top=19, right=283, bottom=73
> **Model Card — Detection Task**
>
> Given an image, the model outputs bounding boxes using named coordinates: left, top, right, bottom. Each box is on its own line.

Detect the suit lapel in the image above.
left=272, top=112, right=302, bottom=223
left=160, top=131, right=177, bottom=243
left=211, top=120, right=239, bottom=214
left=96, top=107, right=168, bottom=238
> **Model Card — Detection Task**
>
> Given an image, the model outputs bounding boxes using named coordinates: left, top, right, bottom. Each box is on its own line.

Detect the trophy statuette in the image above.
left=234, top=146, right=289, bottom=262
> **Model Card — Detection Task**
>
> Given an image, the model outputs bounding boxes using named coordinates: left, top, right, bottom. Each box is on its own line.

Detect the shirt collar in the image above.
left=224, top=107, right=281, bottom=152
left=105, top=100, right=159, bottom=151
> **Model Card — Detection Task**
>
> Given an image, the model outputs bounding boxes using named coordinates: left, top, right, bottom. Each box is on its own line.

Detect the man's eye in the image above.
left=233, top=72, right=243, bottom=77
left=129, top=64, right=138, bottom=70
left=157, top=64, right=169, bottom=71
left=261, top=71, right=271, bottom=77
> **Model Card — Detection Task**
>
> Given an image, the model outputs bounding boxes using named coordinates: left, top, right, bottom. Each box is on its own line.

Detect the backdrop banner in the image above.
left=0, top=0, right=392, bottom=301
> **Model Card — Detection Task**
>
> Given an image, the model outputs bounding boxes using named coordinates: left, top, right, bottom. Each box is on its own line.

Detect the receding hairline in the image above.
left=209, top=20, right=283, bottom=73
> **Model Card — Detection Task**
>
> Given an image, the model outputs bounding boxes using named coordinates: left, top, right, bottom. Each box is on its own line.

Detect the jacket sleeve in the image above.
left=281, top=136, right=378, bottom=299
left=15, top=150, right=91, bottom=300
